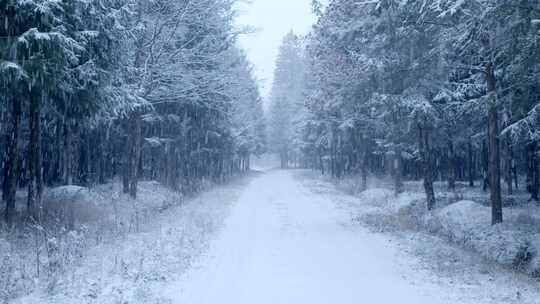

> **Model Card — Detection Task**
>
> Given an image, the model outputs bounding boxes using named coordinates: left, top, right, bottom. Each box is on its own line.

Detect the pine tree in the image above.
left=268, top=32, right=306, bottom=168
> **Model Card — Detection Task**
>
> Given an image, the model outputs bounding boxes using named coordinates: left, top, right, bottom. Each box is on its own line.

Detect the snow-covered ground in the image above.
left=6, top=176, right=254, bottom=304
left=298, top=170, right=540, bottom=304
left=162, top=169, right=539, bottom=304
left=300, top=171, right=540, bottom=277
left=164, top=170, right=442, bottom=303
left=5, top=168, right=540, bottom=303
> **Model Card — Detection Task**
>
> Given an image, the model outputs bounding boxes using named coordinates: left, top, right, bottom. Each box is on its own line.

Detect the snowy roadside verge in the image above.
left=296, top=170, right=540, bottom=303
left=352, top=188, right=540, bottom=278
left=1, top=173, right=257, bottom=304
left=299, top=172, right=540, bottom=277
left=425, top=200, right=540, bottom=277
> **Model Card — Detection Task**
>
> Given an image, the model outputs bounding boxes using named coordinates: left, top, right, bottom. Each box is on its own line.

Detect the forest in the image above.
left=2, top=0, right=540, bottom=302
left=0, top=0, right=265, bottom=225
left=268, top=0, right=540, bottom=225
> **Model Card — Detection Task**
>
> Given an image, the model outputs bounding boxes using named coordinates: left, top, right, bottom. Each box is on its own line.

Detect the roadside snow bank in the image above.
left=359, top=188, right=393, bottom=205
left=2, top=176, right=252, bottom=303
left=344, top=182, right=540, bottom=278
left=355, top=188, right=425, bottom=231
left=424, top=201, right=540, bottom=277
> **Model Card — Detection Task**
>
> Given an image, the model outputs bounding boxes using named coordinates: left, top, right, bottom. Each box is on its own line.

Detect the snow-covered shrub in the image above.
left=0, top=238, right=10, bottom=254
left=427, top=201, right=489, bottom=242
left=354, top=189, right=425, bottom=231
left=527, top=235, right=540, bottom=277
left=46, top=237, right=61, bottom=293
left=427, top=201, right=537, bottom=273
left=43, top=186, right=104, bottom=228
left=335, top=177, right=366, bottom=196
left=0, top=238, right=13, bottom=300
left=61, top=229, right=87, bottom=270
left=358, top=188, right=394, bottom=206
left=343, top=177, right=540, bottom=279
left=516, top=212, right=540, bottom=229
left=0, top=238, right=29, bottom=302
left=396, top=199, right=426, bottom=230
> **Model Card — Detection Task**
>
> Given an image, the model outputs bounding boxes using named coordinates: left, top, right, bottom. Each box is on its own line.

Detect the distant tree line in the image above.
left=0, top=0, right=266, bottom=224
left=268, top=0, right=540, bottom=224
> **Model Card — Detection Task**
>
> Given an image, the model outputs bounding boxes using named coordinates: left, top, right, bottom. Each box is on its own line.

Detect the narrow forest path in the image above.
left=162, top=170, right=449, bottom=304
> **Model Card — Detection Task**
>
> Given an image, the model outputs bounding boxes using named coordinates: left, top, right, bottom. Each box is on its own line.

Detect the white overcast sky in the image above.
left=235, top=0, right=317, bottom=100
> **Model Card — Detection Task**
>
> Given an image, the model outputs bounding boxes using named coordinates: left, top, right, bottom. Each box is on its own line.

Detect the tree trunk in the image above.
left=359, top=133, right=369, bottom=190
left=419, top=126, right=435, bottom=211
left=533, top=155, right=540, bottom=202
left=53, top=119, right=63, bottom=184
left=447, top=140, right=456, bottom=190
left=394, top=146, right=404, bottom=196
left=62, top=118, right=73, bottom=185
left=27, top=92, right=43, bottom=219
left=97, top=128, right=106, bottom=184
left=122, top=119, right=130, bottom=194
left=513, top=158, right=518, bottom=190
left=361, top=151, right=368, bottom=191
left=319, top=148, right=325, bottom=175
left=505, top=136, right=513, bottom=195
left=486, top=63, right=503, bottom=224
left=128, top=115, right=142, bottom=198
left=80, top=128, right=91, bottom=186
left=482, top=141, right=489, bottom=192
left=527, top=143, right=533, bottom=194
left=4, top=97, right=22, bottom=224
left=468, top=139, right=474, bottom=187
left=529, top=142, right=539, bottom=201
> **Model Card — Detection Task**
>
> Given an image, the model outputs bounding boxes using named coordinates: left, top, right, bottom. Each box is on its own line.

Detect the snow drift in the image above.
left=425, top=201, right=540, bottom=276
left=329, top=175, right=540, bottom=278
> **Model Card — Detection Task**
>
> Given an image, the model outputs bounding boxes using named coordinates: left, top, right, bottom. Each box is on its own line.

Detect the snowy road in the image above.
left=165, top=170, right=446, bottom=304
